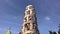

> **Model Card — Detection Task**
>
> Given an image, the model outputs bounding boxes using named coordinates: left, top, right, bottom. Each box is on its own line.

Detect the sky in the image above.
left=0, top=0, right=60, bottom=34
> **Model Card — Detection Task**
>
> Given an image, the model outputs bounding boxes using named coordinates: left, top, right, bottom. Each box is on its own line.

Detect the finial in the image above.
left=26, top=5, right=34, bottom=10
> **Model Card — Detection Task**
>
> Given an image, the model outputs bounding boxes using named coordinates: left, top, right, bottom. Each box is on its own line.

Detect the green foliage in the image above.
left=52, top=32, right=57, bottom=34
left=6, top=29, right=11, bottom=34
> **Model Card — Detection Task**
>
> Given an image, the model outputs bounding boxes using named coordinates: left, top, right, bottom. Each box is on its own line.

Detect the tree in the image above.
left=49, top=31, right=52, bottom=34
left=6, top=28, right=11, bottom=34
left=52, top=32, right=57, bottom=34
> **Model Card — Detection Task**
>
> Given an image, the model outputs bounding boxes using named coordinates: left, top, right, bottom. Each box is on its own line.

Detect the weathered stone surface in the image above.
left=20, top=5, right=40, bottom=34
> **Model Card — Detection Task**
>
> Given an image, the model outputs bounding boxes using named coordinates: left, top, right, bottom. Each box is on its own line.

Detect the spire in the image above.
left=6, top=27, right=11, bottom=34
left=20, top=5, right=40, bottom=34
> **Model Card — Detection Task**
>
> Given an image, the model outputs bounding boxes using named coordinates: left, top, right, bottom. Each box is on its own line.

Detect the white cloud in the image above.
left=45, top=17, right=50, bottom=20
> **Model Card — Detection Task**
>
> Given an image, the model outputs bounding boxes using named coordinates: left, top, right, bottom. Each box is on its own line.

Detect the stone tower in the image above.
left=20, top=5, right=40, bottom=34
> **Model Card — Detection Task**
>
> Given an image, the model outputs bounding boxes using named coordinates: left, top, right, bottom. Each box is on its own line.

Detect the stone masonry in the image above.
left=20, top=5, right=40, bottom=34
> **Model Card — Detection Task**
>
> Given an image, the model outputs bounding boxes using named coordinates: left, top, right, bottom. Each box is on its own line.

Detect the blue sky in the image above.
left=0, top=0, right=60, bottom=34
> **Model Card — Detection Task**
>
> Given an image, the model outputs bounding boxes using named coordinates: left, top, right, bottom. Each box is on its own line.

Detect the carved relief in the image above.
left=24, top=17, right=27, bottom=22
left=20, top=5, right=40, bottom=34
left=33, top=23, right=37, bottom=29
left=25, top=23, right=30, bottom=31
left=27, top=10, right=30, bottom=15
left=28, top=16, right=32, bottom=21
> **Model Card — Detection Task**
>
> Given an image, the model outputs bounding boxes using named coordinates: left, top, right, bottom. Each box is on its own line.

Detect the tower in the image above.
left=20, top=5, right=40, bottom=34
